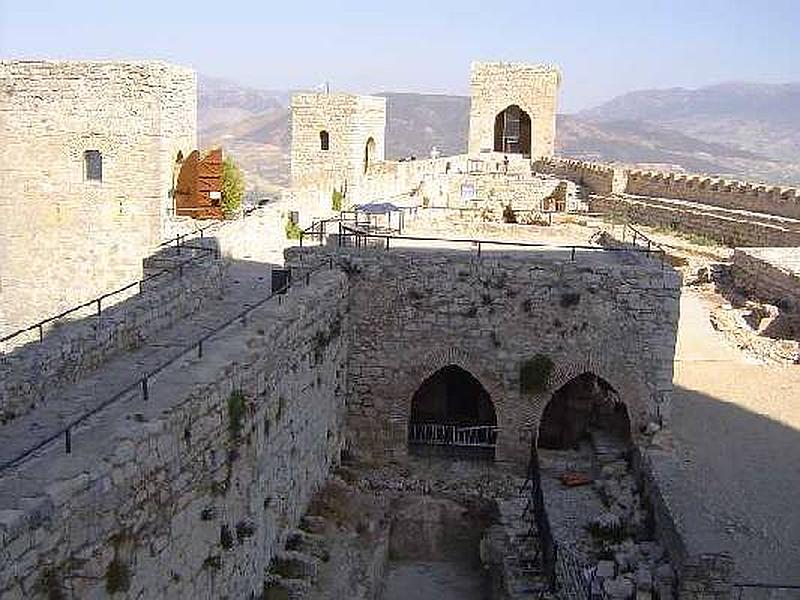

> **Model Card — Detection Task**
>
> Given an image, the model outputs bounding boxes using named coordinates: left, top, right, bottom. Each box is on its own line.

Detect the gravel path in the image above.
left=668, top=288, right=800, bottom=584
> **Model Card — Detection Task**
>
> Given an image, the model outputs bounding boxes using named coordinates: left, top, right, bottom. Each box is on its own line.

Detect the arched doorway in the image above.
left=408, top=365, right=497, bottom=458
left=364, top=137, right=376, bottom=173
left=538, top=372, right=631, bottom=451
left=493, top=105, right=531, bottom=156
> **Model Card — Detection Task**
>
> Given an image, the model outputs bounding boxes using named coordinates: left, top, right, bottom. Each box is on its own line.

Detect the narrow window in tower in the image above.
left=84, top=150, right=103, bottom=182
left=320, top=130, right=330, bottom=151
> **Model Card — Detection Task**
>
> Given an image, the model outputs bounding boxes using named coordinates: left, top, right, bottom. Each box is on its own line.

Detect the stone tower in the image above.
left=290, top=92, right=386, bottom=204
left=468, top=61, right=560, bottom=158
left=0, top=60, right=196, bottom=336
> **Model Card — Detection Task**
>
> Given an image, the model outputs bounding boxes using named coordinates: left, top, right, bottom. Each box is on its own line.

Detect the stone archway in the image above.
left=408, top=365, right=498, bottom=457
left=493, top=105, right=531, bottom=155
left=538, top=372, right=632, bottom=450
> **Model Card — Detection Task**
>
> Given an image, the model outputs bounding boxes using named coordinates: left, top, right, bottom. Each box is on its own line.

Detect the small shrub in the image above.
left=331, top=188, right=343, bottom=212
left=105, top=559, right=131, bottom=594
left=285, top=218, right=302, bottom=240
left=220, top=524, right=235, bottom=550
left=520, top=354, right=554, bottom=394
left=221, top=157, right=245, bottom=218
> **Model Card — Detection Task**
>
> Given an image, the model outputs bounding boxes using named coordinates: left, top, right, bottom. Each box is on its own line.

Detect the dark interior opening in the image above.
left=493, top=105, right=531, bottom=156
left=538, top=373, right=630, bottom=450
left=410, top=365, right=496, bottom=427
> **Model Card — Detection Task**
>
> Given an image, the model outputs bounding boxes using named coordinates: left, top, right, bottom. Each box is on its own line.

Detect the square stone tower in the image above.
left=290, top=92, right=386, bottom=204
left=0, top=60, right=196, bottom=336
left=468, top=61, right=560, bottom=158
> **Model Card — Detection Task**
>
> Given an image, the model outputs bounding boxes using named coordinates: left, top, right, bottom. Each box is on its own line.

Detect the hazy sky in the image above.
left=1, top=0, right=798, bottom=112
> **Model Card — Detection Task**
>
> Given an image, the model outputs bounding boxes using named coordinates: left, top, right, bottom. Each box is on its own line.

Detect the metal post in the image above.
left=38, top=324, right=44, bottom=343
left=96, top=298, right=101, bottom=317
left=198, top=340, right=203, bottom=358
left=305, top=273, right=310, bottom=285
left=65, top=428, right=71, bottom=454
left=385, top=236, right=390, bottom=250
left=176, top=235, right=181, bottom=255
left=300, top=233, right=304, bottom=248
left=571, top=246, right=576, bottom=261
left=142, top=377, right=149, bottom=402
left=477, top=241, right=481, bottom=257
left=179, top=264, right=184, bottom=278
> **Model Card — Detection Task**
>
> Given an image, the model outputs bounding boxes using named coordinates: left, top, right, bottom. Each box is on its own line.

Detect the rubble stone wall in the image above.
left=287, top=246, right=680, bottom=465
left=0, top=60, right=197, bottom=337
left=732, top=247, right=800, bottom=309
left=0, top=251, right=224, bottom=425
left=0, top=270, right=348, bottom=600
left=590, top=194, right=800, bottom=247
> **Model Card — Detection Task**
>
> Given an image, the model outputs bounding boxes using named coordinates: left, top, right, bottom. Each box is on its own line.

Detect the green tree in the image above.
left=221, top=157, right=245, bottom=217
left=331, top=188, right=343, bottom=212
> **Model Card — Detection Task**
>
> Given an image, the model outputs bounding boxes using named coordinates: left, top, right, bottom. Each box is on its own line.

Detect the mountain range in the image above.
left=198, top=77, right=800, bottom=194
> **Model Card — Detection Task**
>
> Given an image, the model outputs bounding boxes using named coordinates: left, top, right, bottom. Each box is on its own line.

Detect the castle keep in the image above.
left=290, top=92, right=385, bottom=216
left=0, top=60, right=196, bottom=336
left=468, top=61, right=560, bottom=157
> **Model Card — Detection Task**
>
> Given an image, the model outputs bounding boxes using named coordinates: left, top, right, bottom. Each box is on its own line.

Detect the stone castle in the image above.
left=0, top=58, right=798, bottom=600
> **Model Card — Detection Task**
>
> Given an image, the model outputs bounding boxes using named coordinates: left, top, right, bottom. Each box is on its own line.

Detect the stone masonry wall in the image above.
left=290, top=92, right=385, bottom=216
left=0, top=250, right=224, bottom=425
left=0, top=269, right=348, bottom=599
left=532, top=156, right=800, bottom=220
left=0, top=60, right=197, bottom=337
left=590, top=194, right=800, bottom=247
left=626, top=170, right=800, bottom=220
left=732, top=247, right=800, bottom=309
left=533, top=156, right=628, bottom=196
left=468, top=62, right=560, bottom=157
left=287, top=246, right=680, bottom=465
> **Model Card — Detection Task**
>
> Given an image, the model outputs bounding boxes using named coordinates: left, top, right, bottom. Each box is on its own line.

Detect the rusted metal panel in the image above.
left=175, top=148, right=224, bottom=219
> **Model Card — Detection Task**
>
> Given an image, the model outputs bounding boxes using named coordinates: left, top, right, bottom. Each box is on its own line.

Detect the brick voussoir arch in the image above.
left=539, top=352, right=651, bottom=438
left=388, top=345, right=508, bottom=427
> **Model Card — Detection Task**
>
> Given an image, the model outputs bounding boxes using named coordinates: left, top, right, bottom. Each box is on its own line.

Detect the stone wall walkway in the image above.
left=666, top=288, right=800, bottom=584
left=0, top=260, right=278, bottom=505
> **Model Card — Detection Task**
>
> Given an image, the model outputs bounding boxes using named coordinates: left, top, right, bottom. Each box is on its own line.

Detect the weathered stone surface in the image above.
left=0, top=60, right=197, bottom=335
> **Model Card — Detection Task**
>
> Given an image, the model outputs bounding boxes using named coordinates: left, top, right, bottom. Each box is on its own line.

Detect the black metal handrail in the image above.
left=0, top=261, right=331, bottom=476
left=733, top=582, right=800, bottom=599
left=0, top=240, right=217, bottom=348
left=330, top=223, right=667, bottom=264
left=1, top=206, right=270, bottom=349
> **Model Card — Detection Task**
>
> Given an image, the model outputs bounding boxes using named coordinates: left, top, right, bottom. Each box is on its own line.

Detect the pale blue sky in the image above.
left=1, top=0, right=798, bottom=111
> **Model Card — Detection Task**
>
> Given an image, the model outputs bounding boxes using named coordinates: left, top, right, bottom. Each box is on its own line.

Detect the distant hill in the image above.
left=578, top=83, right=800, bottom=170
left=198, top=79, right=800, bottom=193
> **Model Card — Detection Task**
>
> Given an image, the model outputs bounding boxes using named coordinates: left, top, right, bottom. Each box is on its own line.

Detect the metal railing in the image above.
left=296, top=216, right=668, bottom=265
left=733, top=582, right=800, bottom=599
left=0, top=261, right=331, bottom=476
left=0, top=206, right=270, bottom=350
left=407, top=423, right=498, bottom=448
left=620, top=222, right=665, bottom=256
left=520, top=449, right=559, bottom=591
left=0, top=222, right=229, bottom=350
left=333, top=223, right=667, bottom=264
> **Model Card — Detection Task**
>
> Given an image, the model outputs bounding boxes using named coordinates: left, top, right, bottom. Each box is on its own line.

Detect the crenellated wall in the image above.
left=625, top=170, right=800, bottom=220
left=531, top=156, right=800, bottom=222
left=532, top=156, right=628, bottom=195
